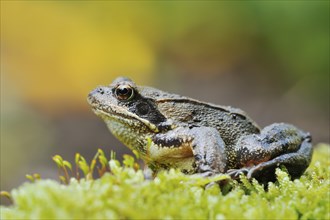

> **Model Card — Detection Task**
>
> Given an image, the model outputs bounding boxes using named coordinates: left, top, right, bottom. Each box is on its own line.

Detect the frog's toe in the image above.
left=246, top=164, right=265, bottom=180
left=198, top=170, right=216, bottom=178
left=246, top=169, right=255, bottom=180
left=205, top=181, right=216, bottom=189
left=227, top=168, right=249, bottom=180
left=143, top=167, right=154, bottom=180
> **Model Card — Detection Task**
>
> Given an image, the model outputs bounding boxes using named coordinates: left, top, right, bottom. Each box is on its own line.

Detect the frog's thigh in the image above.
left=189, top=127, right=227, bottom=173
left=247, top=138, right=312, bottom=180
left=237, top=123, right=312, bottom=181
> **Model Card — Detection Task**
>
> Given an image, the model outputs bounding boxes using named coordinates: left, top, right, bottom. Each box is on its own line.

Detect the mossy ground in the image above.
left=1, top=144, right=329, bottom=219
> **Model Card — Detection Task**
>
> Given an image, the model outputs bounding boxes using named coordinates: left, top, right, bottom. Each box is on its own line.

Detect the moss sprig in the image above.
left=1, top=144, right=329, bottom=219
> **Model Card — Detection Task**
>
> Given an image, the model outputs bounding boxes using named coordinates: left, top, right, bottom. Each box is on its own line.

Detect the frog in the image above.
left=87, top=77, right=313, bottom=183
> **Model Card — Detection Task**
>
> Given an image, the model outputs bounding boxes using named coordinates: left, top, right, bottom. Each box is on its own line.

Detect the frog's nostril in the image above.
left=97, top=87, right=104, bottom=95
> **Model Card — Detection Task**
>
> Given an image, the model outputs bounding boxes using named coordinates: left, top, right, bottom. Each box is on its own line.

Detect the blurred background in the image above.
left=1, top=1, right=329, bottom=203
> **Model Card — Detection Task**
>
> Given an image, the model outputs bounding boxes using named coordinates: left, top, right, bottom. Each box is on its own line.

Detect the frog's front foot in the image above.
left=227, top=168, right=249, bottom=180
left=143, top=166, right=154, bottom=180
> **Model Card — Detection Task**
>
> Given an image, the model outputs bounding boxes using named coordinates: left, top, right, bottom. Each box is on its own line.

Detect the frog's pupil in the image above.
left=119, top=88, right=128, bottom=95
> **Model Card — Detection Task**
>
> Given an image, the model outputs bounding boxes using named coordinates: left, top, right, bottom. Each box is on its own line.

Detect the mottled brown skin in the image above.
left=87, top=77, right=313, bottom=183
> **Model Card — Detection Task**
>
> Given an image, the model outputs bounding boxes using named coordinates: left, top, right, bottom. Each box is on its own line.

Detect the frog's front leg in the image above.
left=150, top=127, right=227, bottom=175
left=189, top=127, right=228, bottom=175
left=229, top=123, right=313, bottom=182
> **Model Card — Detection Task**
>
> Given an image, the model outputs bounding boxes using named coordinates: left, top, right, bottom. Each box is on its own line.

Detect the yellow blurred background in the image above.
left=1, top=1, right=329, bottom=203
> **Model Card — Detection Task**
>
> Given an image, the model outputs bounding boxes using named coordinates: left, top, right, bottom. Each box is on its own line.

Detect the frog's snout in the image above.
left=87, top=86, right=112, bottom=105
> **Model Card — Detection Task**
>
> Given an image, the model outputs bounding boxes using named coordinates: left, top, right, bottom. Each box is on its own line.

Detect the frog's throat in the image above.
left=92, top=107, right=159, bottom=133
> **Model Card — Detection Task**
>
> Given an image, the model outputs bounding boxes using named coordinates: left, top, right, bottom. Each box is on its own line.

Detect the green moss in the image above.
left=1, top=144, right=329, bottom=219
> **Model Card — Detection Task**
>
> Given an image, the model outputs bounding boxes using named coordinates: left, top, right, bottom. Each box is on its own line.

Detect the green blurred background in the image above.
left=1, top=1, right=329, bottom=202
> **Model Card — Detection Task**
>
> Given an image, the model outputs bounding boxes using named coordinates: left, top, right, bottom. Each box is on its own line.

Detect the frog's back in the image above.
left=138, top=86, right=260, bottom=146
left=160, top=100, right=259, bottom=145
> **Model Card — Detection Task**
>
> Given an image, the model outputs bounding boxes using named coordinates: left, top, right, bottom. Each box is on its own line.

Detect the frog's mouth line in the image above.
left=91, top=105, right=159, bottom=133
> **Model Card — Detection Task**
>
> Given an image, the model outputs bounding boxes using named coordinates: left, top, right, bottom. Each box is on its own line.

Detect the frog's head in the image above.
left=87, top=77, right=170, bottom=153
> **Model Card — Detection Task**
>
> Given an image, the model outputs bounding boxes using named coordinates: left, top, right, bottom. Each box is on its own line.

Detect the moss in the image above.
left=1, top=144, right=329, bottom=219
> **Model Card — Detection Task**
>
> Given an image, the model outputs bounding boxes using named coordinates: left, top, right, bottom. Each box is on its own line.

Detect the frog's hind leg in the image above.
left=246, top=136, right=312, bottom=182
left=230, top=123, right=313, bottom=182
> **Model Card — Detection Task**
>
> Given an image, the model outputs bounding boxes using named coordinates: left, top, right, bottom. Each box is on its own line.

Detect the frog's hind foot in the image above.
left=227, top=168, right=249, bottom=180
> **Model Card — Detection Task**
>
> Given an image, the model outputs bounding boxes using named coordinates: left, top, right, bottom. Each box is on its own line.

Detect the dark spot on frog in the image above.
left=136, top=102, right=150, bottom=115
left=121, top=93, right=167, bottom=125
left=189, top=124, right=199, bottom=129
left=152, top=136, right=183, bottom=148
left=230, top=113, right=246, bottom=120
left=157, top=122, right=172, bottom=132
left=193, top=118, right=202, bottom=123
left=194, top=154, right=202, bottom=161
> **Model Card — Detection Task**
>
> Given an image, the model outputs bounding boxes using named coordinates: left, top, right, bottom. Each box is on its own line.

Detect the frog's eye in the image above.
left=115, top=85, right=134, bottom=101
